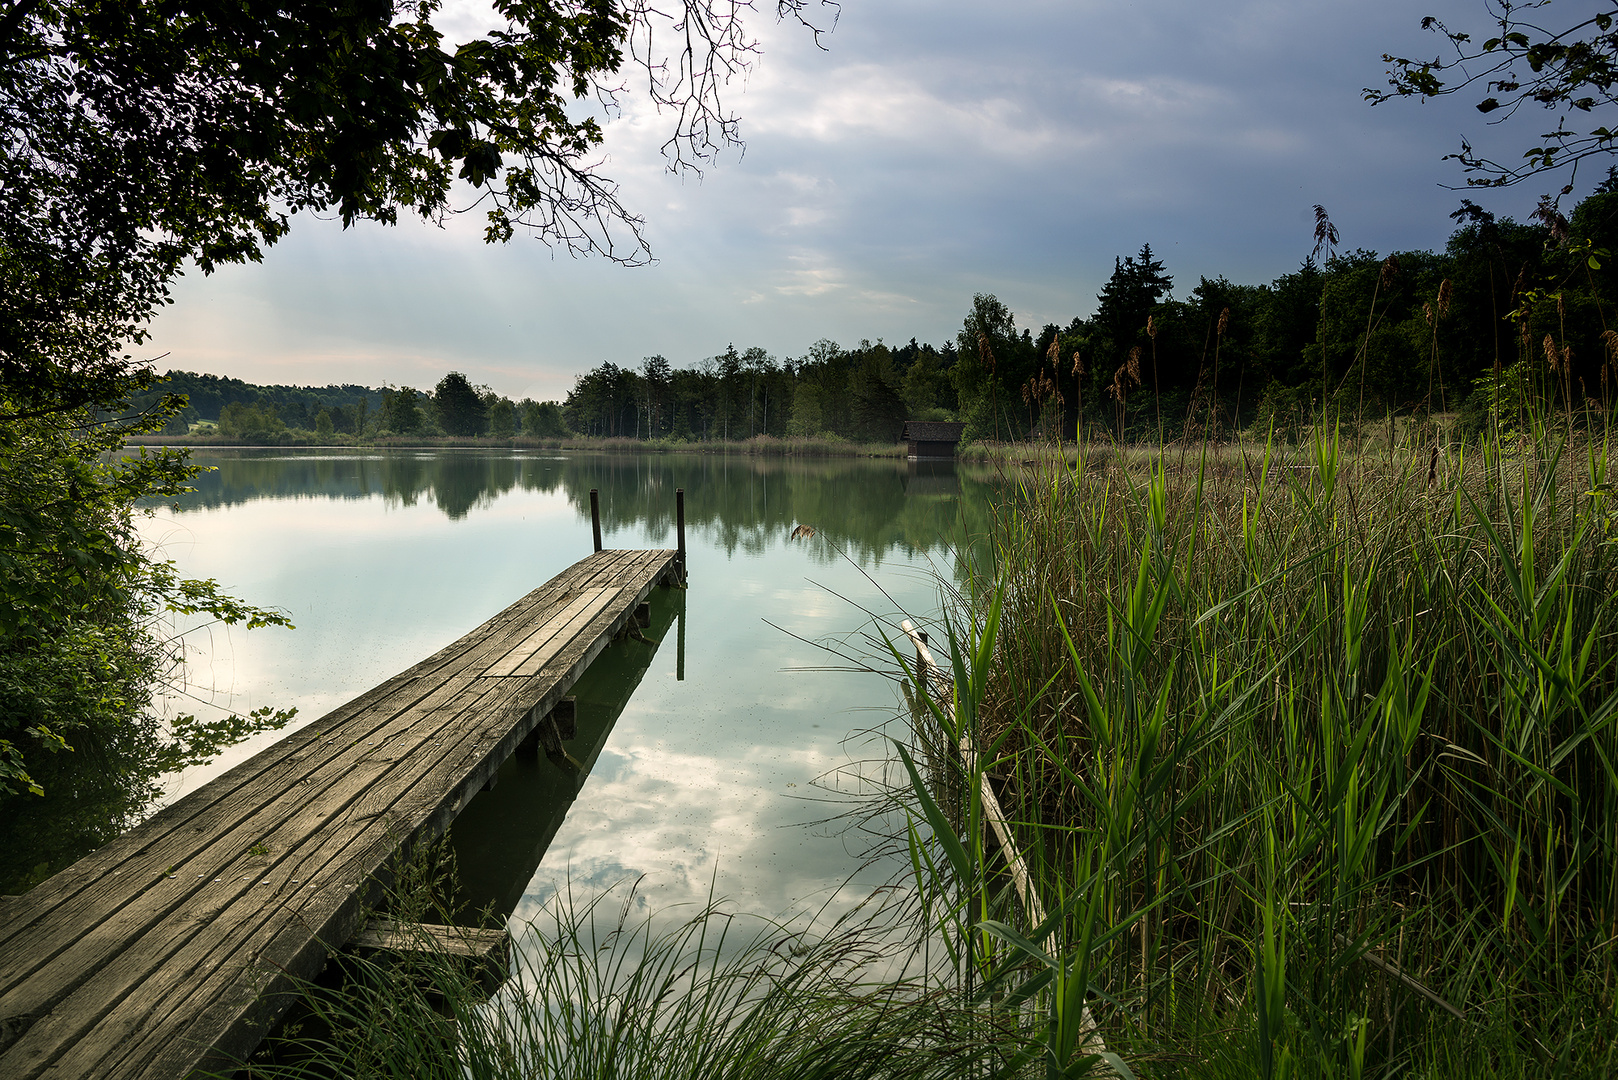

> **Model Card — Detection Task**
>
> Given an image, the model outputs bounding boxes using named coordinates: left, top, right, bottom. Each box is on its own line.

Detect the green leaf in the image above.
left=893, top=741, right=974, bottom=887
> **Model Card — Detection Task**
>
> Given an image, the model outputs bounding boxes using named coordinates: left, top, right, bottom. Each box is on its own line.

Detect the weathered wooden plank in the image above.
left=71, top=679, right=548, bottom=1079
left=0, top=664, right=491, bottom=996
left=350, top=919, right=507, bottom=960
left=350, top=919, right=509, bottom=991
left=7, top=661, right=538, bottom=1073
left=0, top=555, right=660, bottom=966
left=0, top=549, right=676, bottom=1080
left=501, top=591, right=622, bottom=679
left=0, top=562, right=609, bottom=951
left=0, top=676, right=513, bottom=1075
left=481, top=587, right=612, bottom=677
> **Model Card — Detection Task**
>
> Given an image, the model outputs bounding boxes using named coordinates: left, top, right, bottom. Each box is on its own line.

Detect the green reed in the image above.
left=947, top=422, right=1618, bottom=1075
left=235, top=869, right=1014, bottom=1080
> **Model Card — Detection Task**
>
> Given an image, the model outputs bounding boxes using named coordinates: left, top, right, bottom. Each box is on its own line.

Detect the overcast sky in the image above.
left=141, top=0, right=1584, bottom=402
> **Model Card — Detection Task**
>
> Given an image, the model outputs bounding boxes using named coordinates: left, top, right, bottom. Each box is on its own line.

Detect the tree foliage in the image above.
left=434, top=372, right=489, bottom=436
left=0, top=0, right=837, bottom=879
left=1, top=0, right=833, bottom=420
left=1369, top=1, right=1618, bottom=188
left=127, top=183, right=1618, bottom=453
left=0, top=400, right=293, bottom=815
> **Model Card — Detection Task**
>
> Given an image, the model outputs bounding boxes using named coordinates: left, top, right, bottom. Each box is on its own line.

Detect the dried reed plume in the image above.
left=1072, top=350, right=1085, bottom=439
left=1022, top=371, right=1062, bottom=409
left=1146, top=315, right=1157, bottom=339
left=1127, top=345, right=1142, bottom=384
left=1379, top=254, right=1400, bottom=288
left=1107, top=365, right=1127, bottom=401
left=1427, top=280, right=1453, bottom=414
left=1603, top=331, right=1617, bottom=402
left=1216, top=307, right=1230, bottom=338
left=1312, top=204, right=1339, bottom=263
left=1544, top=333, right=1572, bottom=377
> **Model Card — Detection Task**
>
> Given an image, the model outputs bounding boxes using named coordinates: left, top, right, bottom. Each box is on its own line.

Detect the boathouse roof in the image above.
left=901, top=421, right=966, bottom=443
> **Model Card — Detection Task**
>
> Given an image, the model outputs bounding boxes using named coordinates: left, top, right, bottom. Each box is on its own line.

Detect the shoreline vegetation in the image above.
left=115, top=415, right=1458, bottom=464
left=937, top=417, right=1618, bottom=1075
left=120, top=431, right=912, bottom=458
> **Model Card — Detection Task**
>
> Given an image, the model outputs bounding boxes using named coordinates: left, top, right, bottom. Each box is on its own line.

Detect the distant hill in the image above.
left=123, top=370, right=387, bottom=427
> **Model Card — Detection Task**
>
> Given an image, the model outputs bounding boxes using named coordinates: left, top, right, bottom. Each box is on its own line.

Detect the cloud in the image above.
left=142, top=0, right=1567, bottom=395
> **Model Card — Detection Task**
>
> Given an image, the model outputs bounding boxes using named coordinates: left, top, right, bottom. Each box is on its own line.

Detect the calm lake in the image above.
left=112, top=449, right=996, bottom=925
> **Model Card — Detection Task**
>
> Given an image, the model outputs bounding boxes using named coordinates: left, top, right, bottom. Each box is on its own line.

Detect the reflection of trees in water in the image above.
left=548, top=455, right=997, bottom=576
left=159, top=450, right=998, bottom=570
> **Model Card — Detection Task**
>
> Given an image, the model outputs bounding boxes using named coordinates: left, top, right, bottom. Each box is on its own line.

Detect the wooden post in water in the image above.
left=590, top=488, right=603, bottom=552
left=675, top=487, right=687, bottom=582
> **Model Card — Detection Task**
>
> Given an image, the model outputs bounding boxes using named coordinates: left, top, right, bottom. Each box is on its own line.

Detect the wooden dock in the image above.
left=0, top=547, right=680, bottom=1079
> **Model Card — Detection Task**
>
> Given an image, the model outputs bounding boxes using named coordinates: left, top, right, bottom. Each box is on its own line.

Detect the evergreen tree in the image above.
left=1094, top=243, right=1174, bottom=361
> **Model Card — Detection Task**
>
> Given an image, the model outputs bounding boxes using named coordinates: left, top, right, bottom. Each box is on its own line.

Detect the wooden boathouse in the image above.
left=0, top=514, right=685, bottom=1078
left=902, top=420, right=966, bottom=460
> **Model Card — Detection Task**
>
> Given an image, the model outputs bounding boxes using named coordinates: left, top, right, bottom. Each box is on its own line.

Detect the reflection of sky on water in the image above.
left=134, top=450, right=965, bottom=921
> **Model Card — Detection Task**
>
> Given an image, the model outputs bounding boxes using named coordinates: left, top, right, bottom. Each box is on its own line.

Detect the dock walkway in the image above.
left=0, top=547, right=680, bottom=1079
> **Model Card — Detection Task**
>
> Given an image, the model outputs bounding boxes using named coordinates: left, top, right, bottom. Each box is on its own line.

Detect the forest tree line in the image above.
left=138, top=183, right=1618, bottom=446
left=564, top=184, right=1618, bottom=444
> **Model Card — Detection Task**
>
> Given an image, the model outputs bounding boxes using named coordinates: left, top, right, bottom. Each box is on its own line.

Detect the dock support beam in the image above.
left=349, top=920, right=509, bottom=995
left=519, top=697, right=577, bottom=757
left=590, top=489, right=603, bottom=552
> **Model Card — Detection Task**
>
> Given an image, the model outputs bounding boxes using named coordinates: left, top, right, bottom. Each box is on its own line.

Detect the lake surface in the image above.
left=119, top=449, right=996, bottom=925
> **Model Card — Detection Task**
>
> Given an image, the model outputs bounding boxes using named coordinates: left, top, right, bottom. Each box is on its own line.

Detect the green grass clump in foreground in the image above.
left=239, top=876, right=1015, bottom=1080
left=960, top=421, right=1618, bottom=1076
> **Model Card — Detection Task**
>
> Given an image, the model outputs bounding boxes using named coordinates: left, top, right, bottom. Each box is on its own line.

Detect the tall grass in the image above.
left=236, top=871, right=1017, bottom=1079
left=947, top=421, right=1618, bottom=1075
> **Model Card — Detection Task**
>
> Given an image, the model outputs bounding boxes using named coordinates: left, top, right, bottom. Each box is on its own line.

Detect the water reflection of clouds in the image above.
left=516, top=736, right=895, bottom=925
